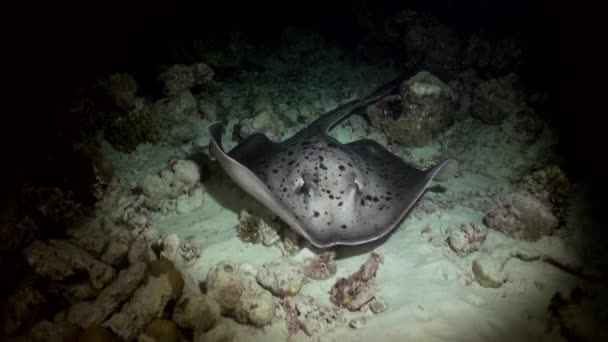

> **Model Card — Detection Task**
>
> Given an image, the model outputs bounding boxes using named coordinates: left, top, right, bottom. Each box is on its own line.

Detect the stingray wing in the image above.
left=208, top=122, right=317, bottom=242
left=323, top=139, right=459, bottom=245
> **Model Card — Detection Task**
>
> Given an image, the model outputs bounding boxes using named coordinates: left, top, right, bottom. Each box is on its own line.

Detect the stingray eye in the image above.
left=353, top=177, right=363, bottom=192
left=297, top=182, right=312, bottom=197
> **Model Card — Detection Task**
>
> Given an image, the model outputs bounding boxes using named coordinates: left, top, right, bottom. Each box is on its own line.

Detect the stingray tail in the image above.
left=310, top=69, right=415, bottom=133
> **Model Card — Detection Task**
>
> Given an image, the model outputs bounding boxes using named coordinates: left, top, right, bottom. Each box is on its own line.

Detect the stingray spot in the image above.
left=365, top=195, right=372, bottom=200
left=287, top=151, right=294, bottom=156
left=386, top=197, right=393, bottom=201
left=347, top=162, right=353, bottom=167
left=338, top=165, right=345, bottom=171
left=288, top=160, right=295, bottom=166
left=318, top=156, right=324, bottom=161
left=386, top=191, right=393, bottom=196
left=338, top=201, right=343, bottom=206
left=282, top=187, right=287, bottom=192
left=320, top=163, right=327, bottom=170
left=341, top=224, right=347, bottom=229
left=336, top=196, right=341, bottom=200
left=340, top=190, right=344, bottom=194
left=327, top=222, right=331, bottom=226
left=372, top=196, right=379, bottom=202
left=329, top=195, right=334, bottom=199
left=360, top=199, right=365, bottom=206
left=314, top=211, right=320, bottom=217
left=324, top=211, right=328, bottom=215
left=272, top=169, right=278, bottom=174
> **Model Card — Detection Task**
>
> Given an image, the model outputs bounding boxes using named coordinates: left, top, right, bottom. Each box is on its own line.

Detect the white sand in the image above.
left=98, top=52, right=605, bottom=341
left=144, top=163, right=596, bottom=342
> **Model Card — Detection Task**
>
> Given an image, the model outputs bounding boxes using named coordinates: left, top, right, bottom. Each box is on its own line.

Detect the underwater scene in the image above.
left=1, top=1, right=605, bottom=341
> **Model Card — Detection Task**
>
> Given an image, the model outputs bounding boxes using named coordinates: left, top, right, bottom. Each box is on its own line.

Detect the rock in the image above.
left=160, top=63, right=214, bottom=97
left=104, top=266, right=181, bottom=341
left=80, top=325, right=125, bottom=342
left=483, top=192, right=558, bottom=241
left=472, top=73, right=525, bottom=124
left=236, top=210, right=282, bottom=246
left=422, top=24, right=462, bottom=77
left=205, top=261, right=276, bottom=327
left=193, top=319, right=233, bottom=342
left=99, top=73, right=138, bottom=110
left=24, top=239, right=115, bottom=289
left=2, top=287, right=46, bottom=336
left=472, top=258, right=508, bottom=288
left=462, top=34, right=492, bottom=69
left=158, top=234, right=201, bottom=270
left=148, top=258, right=185, bottom=298
left=67, top=262, right=147, bottom=328
left=297, top=295, right=346, bottom=336
left=368, top=296, right=390, bottom=314
left=172, top=295, right=221, bottom=333
left=66, top=218, right=108, bottom=256
left=329, top=252, right=384, bottom=311
left=368, top=71, right=457, bottom=147
left=176, top=186, right=204, bottom=214
left=142, top=319, right=182, bottom=342
left=234, top=279, right=276, bottom=327
left=138, top=160, right=202, bottom=215
left=128, top=237, right=153, bottom=265
left=520, top=165, right=570, bottom=221
left=28, top=320, right=84, bottom=342
left=301, top=251, right=338, bottom=280
left=447, top=222, right=488, bottom=257
left=349, top=316, right=368, bottom=329
left=60, top=282, right=98, bottom=303
left=256, top=258, right=306, bottom=297
left=101, top=232, right=131, bottom=267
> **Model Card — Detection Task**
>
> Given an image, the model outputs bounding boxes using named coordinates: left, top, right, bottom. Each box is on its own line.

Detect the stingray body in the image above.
left=209, top=75, right=458, bottom=248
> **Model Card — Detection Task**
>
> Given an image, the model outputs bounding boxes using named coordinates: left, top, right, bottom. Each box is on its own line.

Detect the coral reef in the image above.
left=471, top=73, right=525, bottom=125
left=104, top=259, right=184, bottom=340
left=483, top=192, right=558, bottom=241
left=300, top=295, right=348, bottom=336
left=1, top=287, right=46, bottom=336
left=301, top=250, right=338, bottom=280
left=256, top=258, right=306, bottom=297
left=28, top=320, right=85, bottom=342
left=66, top=262, right=147, bottom=328
left=205, top=261, right=276, bottom=327
left=367, top=71, right=457, bottom=147
left=98, top=73, right=139, bottom=111
left=237, top=209, right=282, bottom=246
left=141, top=319, right=183, bottom=342
left=159, top=63, right=214, bottom=97
left=24, top=239, right=116, bottom=289
left=447, top=222, right=488, bottom=257
left=520, top=164, right=571, bottom=221
left=137, top=159, right=204, bottom=215
left=104, top=101, right=163, bottom=153
left=547, top=287, right=608, bottom=341
left=329, top=251, right=388, bottom=312
left=172, top=294, right=221, bottom=334
left=156, top=233, right=202, bottom=270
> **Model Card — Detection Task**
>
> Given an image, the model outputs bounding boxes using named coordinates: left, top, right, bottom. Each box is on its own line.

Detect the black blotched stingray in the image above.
left=208, top=75, right=458, bottom=248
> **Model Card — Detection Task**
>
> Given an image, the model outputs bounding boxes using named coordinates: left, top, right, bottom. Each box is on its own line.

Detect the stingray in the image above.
left=208, top=75, right=458, bottom=248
